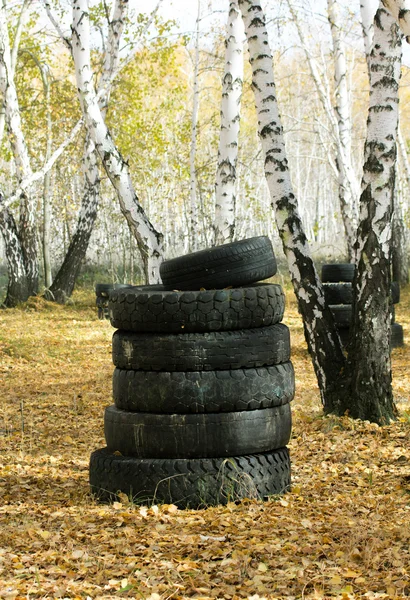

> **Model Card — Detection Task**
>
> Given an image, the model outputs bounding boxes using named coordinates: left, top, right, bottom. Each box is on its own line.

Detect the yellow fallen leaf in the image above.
left=72, top=550, right=84, bottom=559
left=329, top=575, right=342, bottom=585
left=258, top=562, right=268, bottom=572
left=344, top=569, right=361, bottom=578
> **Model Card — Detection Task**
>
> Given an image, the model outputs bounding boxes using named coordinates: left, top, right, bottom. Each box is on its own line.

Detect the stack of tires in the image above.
left=90, top=237, right=294, bottom=508
left=95, top=283, right=129, bottom=319
left=322, top=263, right=404, bottom=348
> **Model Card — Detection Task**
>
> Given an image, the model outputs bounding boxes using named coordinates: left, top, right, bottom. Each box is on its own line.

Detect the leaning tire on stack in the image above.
left=321, top=263, right=403, bottom=349
left=90, top=236, right=294, bottom=508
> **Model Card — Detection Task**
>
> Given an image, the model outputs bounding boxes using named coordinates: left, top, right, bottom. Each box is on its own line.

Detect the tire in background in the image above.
left=321, top=263, right=355, bottom=283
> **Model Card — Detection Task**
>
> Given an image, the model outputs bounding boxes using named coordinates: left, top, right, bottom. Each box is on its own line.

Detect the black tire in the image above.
left=113, top=362, right=295, bottom=413
left=321, top=263, right=355, bottom=283
left=331, top=305, right=394, bottom=328
left=159, top=236, right=277, bottom=290
left=109, top=284, right=285, bottom=334
left=95, top=283, right=131, bottom=297
left=323, top=283, right=353, bottom=305
left=391, top=281, right=400, bottom=304
left=324, top=282, right=400, bottom=305
left=104, top=404, right=292, bottom=458
left=112, top=324, right=291, bottom=371
left=391, top=322, right=404, bottom=348
left=337, top=322, right=403, bottom=348
left=330, top=305, right=353, bottom=327
left=89, top=446, right=291, bottom=508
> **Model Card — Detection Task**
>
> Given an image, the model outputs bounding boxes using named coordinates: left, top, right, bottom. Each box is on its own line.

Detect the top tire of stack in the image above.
left=159, top=236, right=277, bottom=290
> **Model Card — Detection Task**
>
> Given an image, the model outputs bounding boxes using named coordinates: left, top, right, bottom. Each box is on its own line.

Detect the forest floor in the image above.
left=0, top=283, right=409, bottom=600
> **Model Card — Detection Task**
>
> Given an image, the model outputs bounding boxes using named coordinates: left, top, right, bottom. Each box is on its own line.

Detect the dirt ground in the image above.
left=0, top=285, right=409, bottom=600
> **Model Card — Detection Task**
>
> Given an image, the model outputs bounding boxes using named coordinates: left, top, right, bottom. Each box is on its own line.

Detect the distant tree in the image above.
left=214, top=0, right=244, bottom=245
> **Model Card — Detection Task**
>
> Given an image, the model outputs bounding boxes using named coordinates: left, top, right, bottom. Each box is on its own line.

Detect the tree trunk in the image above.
left=345, top=6, right=401, bottom=423
left=327, top=0, right=357, bottom=261
left=0, top=199, right=29, bottom=306
left=287, top=0, right=358, bottom=260
left=71, top=0, right=163, bottom=283
left=49, top=0, right=127, bottom=302
left=189, top=0, right=201, bottom=252
left=214, top=0, right=244, bottom=245
left=46, top=136, right=100, bottom=303
left=238, top=0, right=347, bottom=413
left=0, top=3, right=38, bottom=301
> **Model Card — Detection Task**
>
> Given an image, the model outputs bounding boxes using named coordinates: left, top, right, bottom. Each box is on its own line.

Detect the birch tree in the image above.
left=361, top=0, right=409, bottom=286
left=45, top=0, right=122, bottom=302
left=238, top=0, right=347, bottom=414
left=214, top=0, right=244, bottom=245
left=189, top=0, right=201, bottom=252
left=346, top=6, right=401, bottom=422
left=239, top=0, right=400, bottom=423
left=0, top=1, right=37, bottom=305
left=286, top=0, right=358, bottom=260
left=71, top=0, right=163, bottom=282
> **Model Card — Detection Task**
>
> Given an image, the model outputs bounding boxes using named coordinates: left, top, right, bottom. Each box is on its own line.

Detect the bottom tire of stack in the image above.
left=90, top=323, right=293, bottom=507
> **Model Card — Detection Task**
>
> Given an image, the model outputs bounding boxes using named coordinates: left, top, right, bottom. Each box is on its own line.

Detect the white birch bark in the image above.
left=0, top=0, right=37, bottom=295
left=238, top=0, right=346, bottom=412
left=0, top=0, right=30, bottom=145
left=71, top=0, right=163, bottom=282
left=382, top=0, right=410, bottom=38
left=348, top=5, right=402, bottom=423
left=214, top=0, right=244, bottom=245
left=360, top=0, right=377, bottom=76
left=189, top=0, right=201, bottom=251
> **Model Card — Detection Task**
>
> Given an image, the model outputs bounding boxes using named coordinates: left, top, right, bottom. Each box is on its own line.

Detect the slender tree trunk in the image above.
left=189, top=0, right=201, bottom=251
left=40, top=63, right=53, bottom=290
left=48, top=0, right=127, bottom=301
left=327, top=0, right=357, bottom=261
left=0, top=4, right=37, bottom=302
left=238, top=0, right=347, bottom=413
left=0, top=197, right=29, bottom=306
left=214, top=0, right=244, bottom=245
left=71, top=0, right=163, bottom=282
left=346, top=6, right=401, bottom=423
left=47, top=136, right=100, bottom=302
left=287, top=0, right=358, bottom=260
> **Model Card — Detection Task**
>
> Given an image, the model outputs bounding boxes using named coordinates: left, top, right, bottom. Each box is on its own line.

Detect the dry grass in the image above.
left=0, top=286, right=409, bottom=600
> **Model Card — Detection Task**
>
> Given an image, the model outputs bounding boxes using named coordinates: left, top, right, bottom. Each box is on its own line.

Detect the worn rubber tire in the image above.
left=323, top=283, right=353, bottom=305
left=159, top=236, right=277, bottom=290
left=113, top=362, right=295, bottom=413
left=104, top=404, right=292, bottom=459
left=95, top=283, right=131, bottom=297
left=89, top=446, right=291, bottom=508
left=337, top=322, right=403, bottom=348
left=321, top=263, right=355, bottom=283
left=331, top=305, right=394, bottom=328
left=391, top=322, right=404, bottom=348
left=324, top=282, right=399, bottom=305
left=108, top=284, right=285, bottom=333
left=391, top=281, right=400, bottom=304
left=330, top=305, right=353, bottom=327
left=112, top=324, right=291, bottom=371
